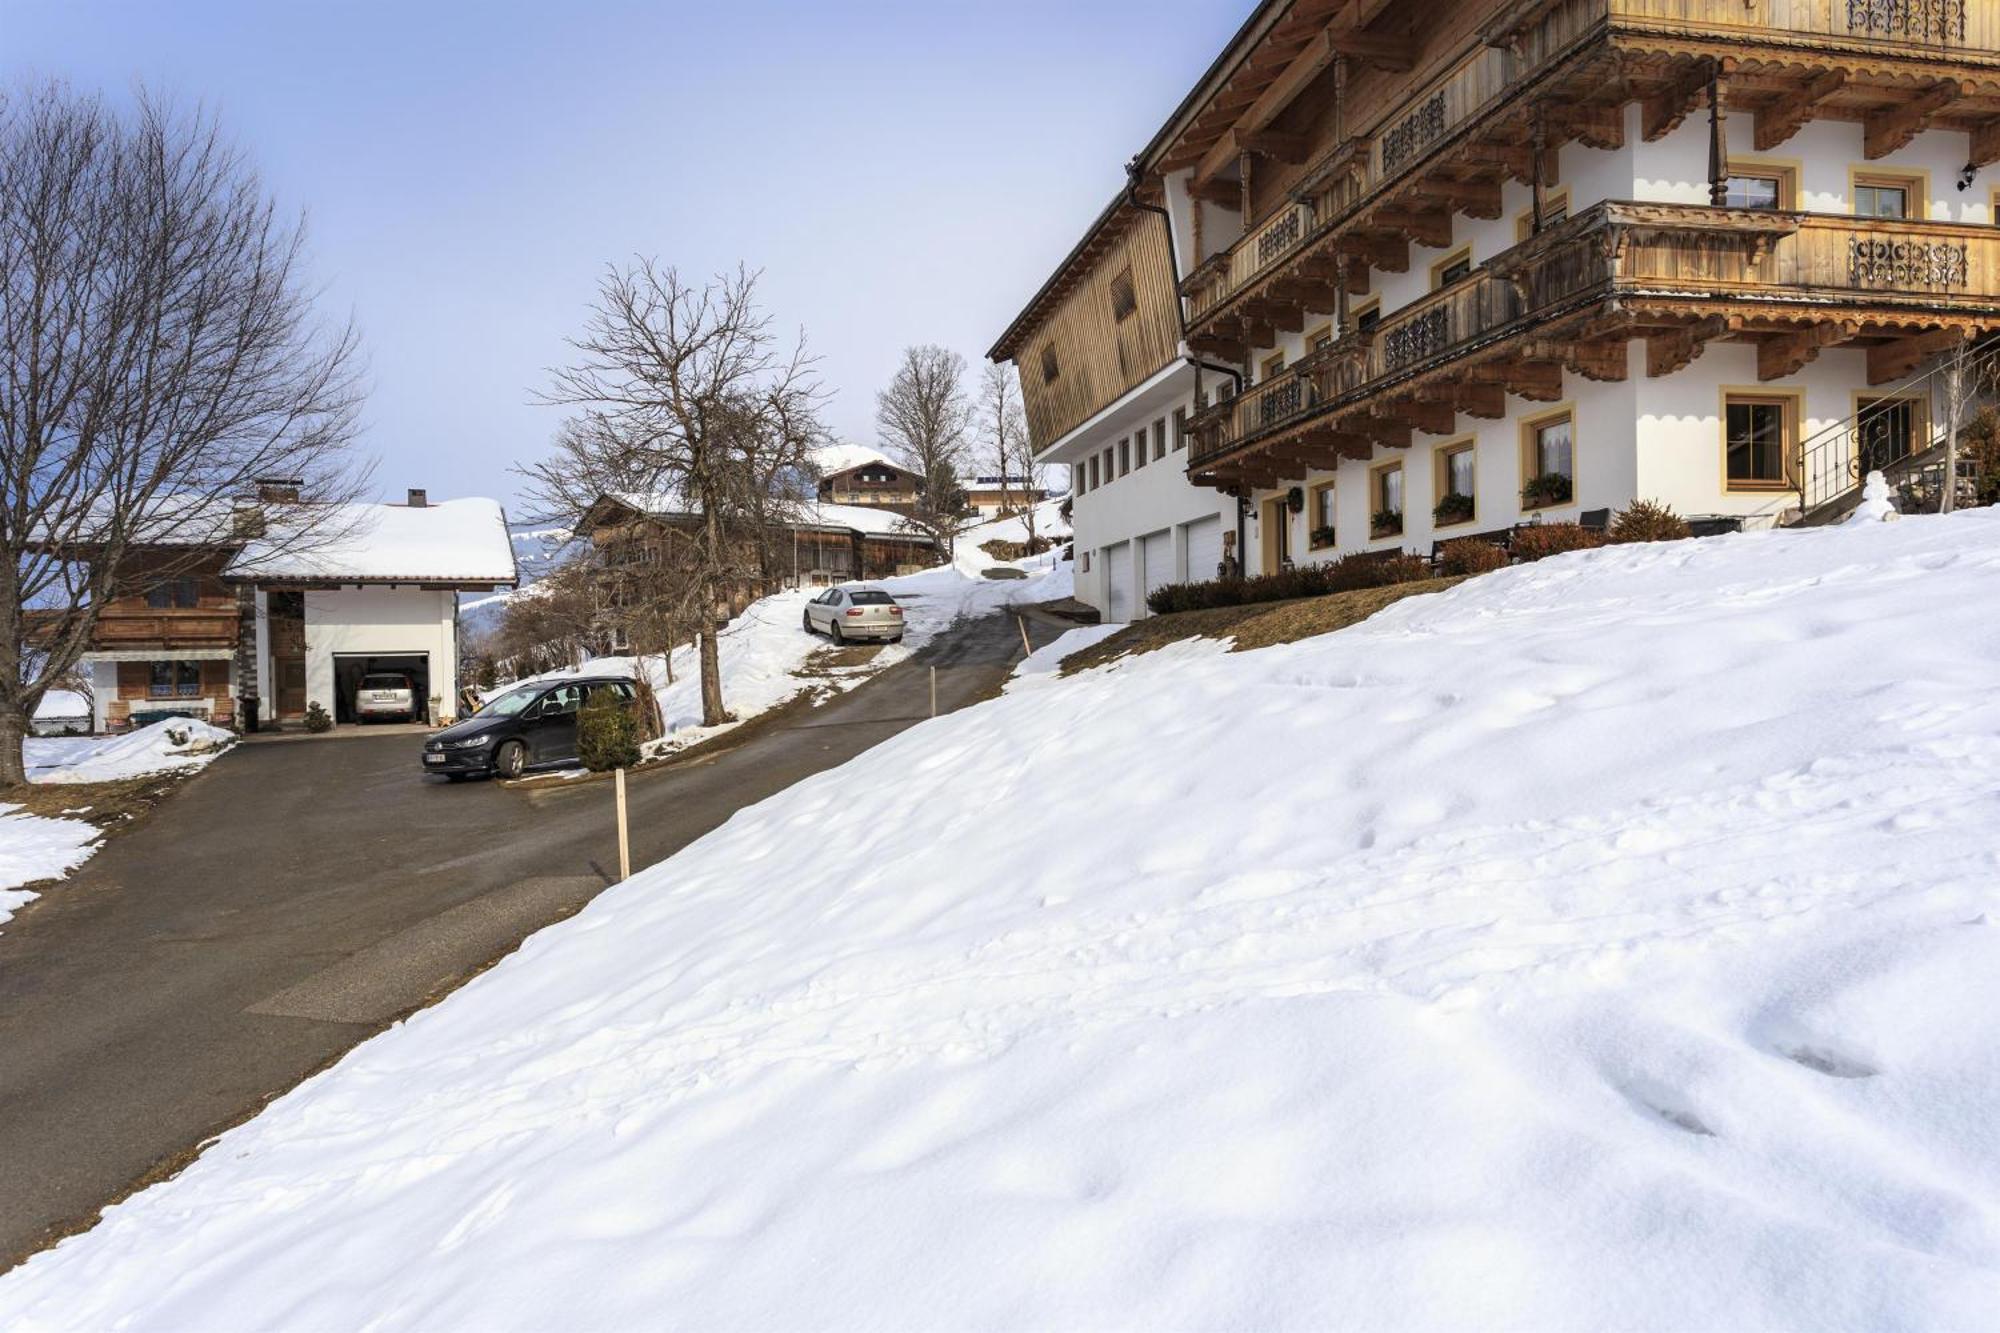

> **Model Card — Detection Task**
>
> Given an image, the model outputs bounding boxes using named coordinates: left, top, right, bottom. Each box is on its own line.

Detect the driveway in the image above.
left=0, top=609, right=1062, bottom=1268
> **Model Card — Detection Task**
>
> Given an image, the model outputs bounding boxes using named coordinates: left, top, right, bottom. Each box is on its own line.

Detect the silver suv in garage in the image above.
left=355, top=672, right=419, bottom=723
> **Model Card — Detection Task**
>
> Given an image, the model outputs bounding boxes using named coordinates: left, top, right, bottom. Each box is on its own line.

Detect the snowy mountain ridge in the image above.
left=7, top=509, right=1999, bottom=1328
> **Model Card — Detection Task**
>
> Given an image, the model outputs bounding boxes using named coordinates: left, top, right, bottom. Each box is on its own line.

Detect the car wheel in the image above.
left=494, top=740, right=527, bottom=780
left=802, top=610, right=814, bottom=635
left=891, top=633, right=904, bottom=644
left=831, top=621, right=844, bottom=645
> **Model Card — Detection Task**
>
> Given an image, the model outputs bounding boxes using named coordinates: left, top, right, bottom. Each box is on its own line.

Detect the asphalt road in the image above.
left=0, top=608, right=1058, bottom=1269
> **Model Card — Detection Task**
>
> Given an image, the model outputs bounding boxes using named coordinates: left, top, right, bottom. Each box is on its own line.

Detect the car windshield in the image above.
left=360, top=675, right=407, bottom=690
left=477, top=686, right=543, bottom=717
left=848, top=591, right=895, bottom=605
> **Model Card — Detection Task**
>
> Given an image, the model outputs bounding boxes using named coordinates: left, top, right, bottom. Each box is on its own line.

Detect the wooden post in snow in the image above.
left=1017, top=616, right=1033, bottom=658
left=930, top=667, right=938, bottom=719
left=615, top=767, right=631, bottom=882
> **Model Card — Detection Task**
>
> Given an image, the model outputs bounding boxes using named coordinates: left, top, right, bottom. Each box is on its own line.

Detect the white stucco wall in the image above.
left=1065, top=366, right=1237, bottom=617
left=301, top=586, right=458, bottom=721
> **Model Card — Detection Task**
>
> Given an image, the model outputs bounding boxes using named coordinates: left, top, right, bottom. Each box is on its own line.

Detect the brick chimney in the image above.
left=407, top=488, right=428, bottom=508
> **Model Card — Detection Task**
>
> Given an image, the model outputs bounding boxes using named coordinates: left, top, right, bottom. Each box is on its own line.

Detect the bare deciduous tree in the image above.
left=0, top=82, right=367, bottom=784
left=528, top=262, right=824, bottom=726
left=977, top=362, right=1048, bottom=549
left=877, top=345, right=971, bottom=554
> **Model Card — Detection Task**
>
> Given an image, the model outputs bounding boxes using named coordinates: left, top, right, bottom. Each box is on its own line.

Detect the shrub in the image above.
left=1607, top=498, right=1692, bottom=544
left=1144, top=550, right=1430, bottom=615
left=1510, top=522, right=1607, bottom=562
left=1436, top=537, right=1509, bottom=576
left=1432, top=492, right=1475, bottom=526
left=303, top=700, right=332, bottom=733
left=1370, top=509, right=1403, bottom=538
left=578, top=689, right=641, bottom=772
left=1961, top=406, right=2000, bottom=508
left=1521, top=472, right=1574, bottom=508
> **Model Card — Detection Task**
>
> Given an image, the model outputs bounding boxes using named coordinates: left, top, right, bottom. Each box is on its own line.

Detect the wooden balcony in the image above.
left=1189, top=202, right=2000, bottom=485
left=1182, top=0, right=2000, bottom=356
left=90, top=608, right=240, bottom=650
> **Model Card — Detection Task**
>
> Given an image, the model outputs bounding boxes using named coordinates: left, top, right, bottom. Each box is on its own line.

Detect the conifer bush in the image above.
left=1509, top=523, right=1607, bottom=563
left=578, top=688, right=641, bottom=772
left=303, top=700, right=332, bottom=733
left=1607, top=499, right=1692, bottom=544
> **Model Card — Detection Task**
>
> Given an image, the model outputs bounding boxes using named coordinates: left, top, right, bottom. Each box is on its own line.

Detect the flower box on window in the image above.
left=1370, top=509, right=1404, bottom=539
left=1521, top=471, right=1574, bottom=508
left=1309, top=524, right=1337, bottom=550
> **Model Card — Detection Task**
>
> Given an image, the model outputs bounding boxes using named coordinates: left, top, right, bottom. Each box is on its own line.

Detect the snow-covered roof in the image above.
left=33, top=690, right=90, bottom=721
left=597, top=494, right=933, bottom=543
left=225, top=498, right=518, bottom=586
left=813, top=443, right=906, bottom=477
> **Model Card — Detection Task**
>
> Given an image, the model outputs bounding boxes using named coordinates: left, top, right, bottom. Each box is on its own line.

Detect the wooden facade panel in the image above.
left=1017, top=216, right=1182, bottom=450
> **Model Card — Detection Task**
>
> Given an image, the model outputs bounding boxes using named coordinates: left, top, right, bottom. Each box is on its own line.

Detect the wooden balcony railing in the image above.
left=1183, top=0, right=2000, bottom=332
left=1185, top=200, right=1323, bottom=324
left=1188, top=203, right=2000, bottom=470
left=92, top=609, right=240, bottom=648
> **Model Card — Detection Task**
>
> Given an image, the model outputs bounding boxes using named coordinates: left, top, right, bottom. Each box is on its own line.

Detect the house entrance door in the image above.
left=267, top=590, right=307, bottom=719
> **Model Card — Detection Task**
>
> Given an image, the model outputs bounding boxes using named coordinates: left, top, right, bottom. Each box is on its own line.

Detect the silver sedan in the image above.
left=802, top=586, right=906, bottom=644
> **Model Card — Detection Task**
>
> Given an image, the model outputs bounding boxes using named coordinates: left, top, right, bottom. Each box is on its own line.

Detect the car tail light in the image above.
left=846, top=608, right=864, bottom=617
left=890, top=608, right=902, bottom=616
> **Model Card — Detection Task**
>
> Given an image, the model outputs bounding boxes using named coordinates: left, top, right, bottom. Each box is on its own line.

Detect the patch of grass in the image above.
left=2, top=772, right=189, bottom=831
left=1061, top=576, right=1463, bottom=677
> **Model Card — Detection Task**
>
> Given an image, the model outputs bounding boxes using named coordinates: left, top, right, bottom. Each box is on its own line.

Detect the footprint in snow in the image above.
left=1782, top=1046, right=1879, bottom=1080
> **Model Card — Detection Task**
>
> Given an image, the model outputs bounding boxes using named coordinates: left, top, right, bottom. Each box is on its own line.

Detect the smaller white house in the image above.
left=230, top=492, right=518, bottom=727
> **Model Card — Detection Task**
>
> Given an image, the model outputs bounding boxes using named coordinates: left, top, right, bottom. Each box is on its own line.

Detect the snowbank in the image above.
left=1008, top=621, right=1120, bottom=682
left=0, top=806, right=100, bottom=926
left=0, top=719, right=235, bottom=927
left=16, top=514, right=2000, bottom=1327
left=25, top=719, right=235, bottom=785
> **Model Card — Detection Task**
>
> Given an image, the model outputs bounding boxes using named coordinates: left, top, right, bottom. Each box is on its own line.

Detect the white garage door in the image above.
left=1105, top=541, right=1134, bottom=623
left=1140, top=530, right=1174, bottom=613
left=1182, top=515, right=1222, bottom=583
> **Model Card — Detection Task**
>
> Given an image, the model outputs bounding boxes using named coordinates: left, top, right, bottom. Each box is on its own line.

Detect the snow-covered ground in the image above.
left=34, top=513, right=2000, bottom=1327
left=0, top=719, right=237, bottom=927
left=496, top=514, right=1073, bottom=760
left=24, top=718, right=235, bottom=786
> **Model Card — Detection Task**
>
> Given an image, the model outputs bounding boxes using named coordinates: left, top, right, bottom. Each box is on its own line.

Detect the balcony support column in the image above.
left=1707, top=69, right=1729, bottom=208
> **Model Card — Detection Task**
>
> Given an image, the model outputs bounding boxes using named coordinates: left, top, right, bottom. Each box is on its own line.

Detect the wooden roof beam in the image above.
left=1410, top=175, right=1505, bottom=220
left=1373, top=207, right=1454, bottom=248
left=1645, top=316, right=1729, bottom=378
left=1239, top=30, right=1338, bottom=137
left=1417, top=381, right=1507, bottom=419
left=1641, top=59, right=1720, bottom=143
left=1241, top=128, right=1313, bottom=164
left=1970, top=117, right=2000, bottom=171
left=1757, top=320, right=1858, bottom=381
left=1864, top=80, right=1964, bottom=160
left=1755, top=70, right=1845, bottom=152
left=1868, top=327, right=1971, bottom=385
left=1327, top=28, right=1413, bottom=73
left=1189, top=175, right=1245, bottom=209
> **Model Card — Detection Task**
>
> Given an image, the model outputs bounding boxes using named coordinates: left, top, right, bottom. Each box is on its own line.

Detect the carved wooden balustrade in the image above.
left=1187, top=201, right=2000, bottom=476
left=1180, top=0, right=2000, bottom=349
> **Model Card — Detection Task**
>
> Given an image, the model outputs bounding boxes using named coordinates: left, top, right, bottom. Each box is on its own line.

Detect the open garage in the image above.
left=331, top=652, right=431, bottom=724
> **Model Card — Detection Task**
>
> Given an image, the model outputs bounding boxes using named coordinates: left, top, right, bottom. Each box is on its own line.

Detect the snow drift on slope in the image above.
left=24, top=719, right=235, bottom=785
left=8, top=513, right=2000, bottom=1329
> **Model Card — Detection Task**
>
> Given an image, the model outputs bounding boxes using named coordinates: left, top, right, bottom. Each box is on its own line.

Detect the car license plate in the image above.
left=424, top=753, right=446, bottom=765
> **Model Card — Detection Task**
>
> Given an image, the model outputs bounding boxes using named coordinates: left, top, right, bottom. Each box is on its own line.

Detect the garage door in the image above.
left=332, top=653, right=430, bottom=725
left=1140, top=530, right=1174, bottom=613
left=1183, top=515, right=1222, bottom=584
left=1105, top=541, right=1134, bottom=623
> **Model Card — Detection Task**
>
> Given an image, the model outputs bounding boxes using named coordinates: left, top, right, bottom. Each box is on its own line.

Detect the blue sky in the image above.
left=5, top=0, right=1241, bottom=512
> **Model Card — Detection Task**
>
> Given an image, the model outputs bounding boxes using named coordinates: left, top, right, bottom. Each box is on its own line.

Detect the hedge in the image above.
left=1145, top=550, right=1431, bottom=616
